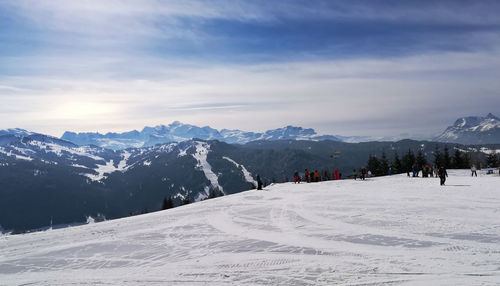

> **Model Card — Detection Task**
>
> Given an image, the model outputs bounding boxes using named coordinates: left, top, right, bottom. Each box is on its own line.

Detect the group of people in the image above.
left=285, top=163, right=491, bottom=188
left=352, top=167, right=369, bottom=180
left=293, top=168, right=343, bottom=184
left=408, top=164, right=437, bottom=178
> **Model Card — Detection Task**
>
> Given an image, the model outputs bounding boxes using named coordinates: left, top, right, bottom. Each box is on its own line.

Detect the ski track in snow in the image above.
left=192, top=142, right=224, bottom=195
left=223, top=156, right=257, bottom=185
left=1, top=170, right=500, bottom=285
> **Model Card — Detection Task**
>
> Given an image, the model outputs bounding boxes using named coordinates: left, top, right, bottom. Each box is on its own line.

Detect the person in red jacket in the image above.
left=305, top=169, right=310, bottom=183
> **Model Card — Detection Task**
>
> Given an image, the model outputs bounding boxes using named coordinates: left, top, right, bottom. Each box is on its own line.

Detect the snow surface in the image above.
left=192, top=141, right=224, bottom=195
left=223, top=156, right=257, bottom=185
left=84, top=151, right=131, bottom=182
left=1, top=170, right=500, bottom=285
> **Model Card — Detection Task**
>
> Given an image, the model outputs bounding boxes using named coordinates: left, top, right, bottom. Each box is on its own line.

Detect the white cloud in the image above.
left=1, top=50, right=500, bottom=137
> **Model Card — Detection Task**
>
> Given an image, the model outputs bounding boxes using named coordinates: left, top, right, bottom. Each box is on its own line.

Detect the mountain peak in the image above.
left=485, top=113, right=499, bottom=120
left=435, top=113, right=500, bottom=144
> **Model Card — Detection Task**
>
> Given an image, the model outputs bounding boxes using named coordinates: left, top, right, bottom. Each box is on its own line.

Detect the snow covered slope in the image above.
left=435, top=113, right=500, bottom=144
left=1, top=170, right=499, bottom=285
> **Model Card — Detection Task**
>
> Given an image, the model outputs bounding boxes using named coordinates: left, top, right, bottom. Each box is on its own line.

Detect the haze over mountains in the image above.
left=61, top=122, right=341, bottom=150
left=57, top=113, right=500, bottom=149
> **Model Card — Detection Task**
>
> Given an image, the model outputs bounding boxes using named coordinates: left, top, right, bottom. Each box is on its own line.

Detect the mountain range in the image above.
left=1, top=113, right=499, bottom=232
left=1, top=129, right=499, bottom=232
left=434, top=113, right=500, bottom=144
left=61, top=121, right=340, bottom=150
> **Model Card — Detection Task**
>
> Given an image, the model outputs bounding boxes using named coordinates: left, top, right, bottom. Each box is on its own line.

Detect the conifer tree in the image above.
left=416, top=150, right=427, bottom=168
left=452, top=148, right=464, bottom=169
left=181, top=197, right=191, bottom=205
left=380, top=152, right=389, bottom=175
left=486, top=153, right=498, bottom=167
left=162, top=196, right=174, bottom=210
left=367, top=155, right=381, bottom=176
left=433, top=145, right=443, bottom=167
left=402, top=149, right=416, bottom=172
left=208, top=187, right=224, bottom=199
left=393, top=152, right=403, bottom=174
left=443, top=146, right=452, bottom=168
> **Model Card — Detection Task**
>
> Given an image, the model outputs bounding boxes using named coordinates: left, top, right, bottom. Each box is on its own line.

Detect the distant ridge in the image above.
left=60, top=121, right=340, bottom=149
left=434, top=113, right=500, bottom=144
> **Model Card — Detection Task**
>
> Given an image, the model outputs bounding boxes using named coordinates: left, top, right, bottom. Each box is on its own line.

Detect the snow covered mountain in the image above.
left=1, top=170, right=499, bottom=285
left=61, top=121, right=340, bottom=149
left=435, top=113, right=500, bottom=144
left=2, top=130, right=498, bottom=232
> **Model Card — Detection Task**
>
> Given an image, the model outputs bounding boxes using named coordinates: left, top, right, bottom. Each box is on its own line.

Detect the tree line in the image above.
left=366, top=146, right=499, bottom=177
left=161, top=186, right=224, bottom=211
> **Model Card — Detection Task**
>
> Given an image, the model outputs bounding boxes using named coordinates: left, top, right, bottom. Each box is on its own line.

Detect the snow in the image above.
left=480, top=147, right=500, bottom=155
left=27, top=141, right=104, bottom=161
left=223, top=156, right=257, bottom=185
left=1, top=170, right=499, bottom=285
left=85, top=151, right=131, bottom=182
left=192, top=141, right=224, bottom=195
left=143, top=160, right=152, bottom=166
left=0, top=147, right=33, bottom=161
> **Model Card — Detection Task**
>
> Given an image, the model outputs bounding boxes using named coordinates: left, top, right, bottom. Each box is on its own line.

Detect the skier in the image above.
left=388, top=167, right=392, bottom=176
left=334, top=169, right=340, bottom=180
left=412, top=164, right=419, bottom=177
left=314, top=170, right=320, bottom=182
left=353, top=169, right=358, bottom=180
left=438, top=166, right=448, bottom=186
left=305, top=169, right=310, bottom=183
left=471, top=164, right=477, bottom=177
left=360, top=167, right=367, bottom=180
left=256, top=174, right=263, bottom=190
left=294, top=171, right=300, bottom=184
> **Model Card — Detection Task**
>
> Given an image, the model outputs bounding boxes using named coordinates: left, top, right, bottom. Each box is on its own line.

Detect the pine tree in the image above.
left=416, top=150, right=427, bottom=168
left=452, top=148, right=464, bottom=169
left=367, top=155, right=381, bottom=176
left=443, top=146, right=452, bottom=168
left=393, top=152, right=403, bottom=174
left=433, top=145, right=443, bottom=168
left=161, top=196, right=174, bottom=210
left=181, top=197, right=191, bottom=205
left=486, top=153, right=498, bottom=167
left=402, top=149, right=416, bottom=172
left=208, top=187, right=224, bottom=199
left=380, top=152, right=389, bottom=175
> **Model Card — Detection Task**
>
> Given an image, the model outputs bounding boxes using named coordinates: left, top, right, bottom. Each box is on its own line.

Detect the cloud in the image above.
left=1, top=49, right=499, bottom=136
left=1, top=1, right=499, bottom=138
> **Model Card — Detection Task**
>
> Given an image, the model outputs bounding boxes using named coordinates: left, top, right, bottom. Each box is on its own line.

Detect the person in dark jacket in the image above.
left=438, top=166, right=448, bottom=186
left=360, top=167, right=367, bottom=180
left=256, top=174, right=263, bottom=190
left=353, top=169, right=358, bottom=180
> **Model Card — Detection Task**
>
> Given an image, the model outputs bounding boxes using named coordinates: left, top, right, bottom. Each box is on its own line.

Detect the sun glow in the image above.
left=53, top=101, right=116, bottom=119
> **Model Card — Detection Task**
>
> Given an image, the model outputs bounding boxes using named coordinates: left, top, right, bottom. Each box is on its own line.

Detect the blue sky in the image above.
left=1, top=0, right=500, bottom=138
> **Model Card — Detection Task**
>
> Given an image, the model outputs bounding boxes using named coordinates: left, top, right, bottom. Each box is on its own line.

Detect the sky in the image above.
left=1, top=0, right=500, bottom=139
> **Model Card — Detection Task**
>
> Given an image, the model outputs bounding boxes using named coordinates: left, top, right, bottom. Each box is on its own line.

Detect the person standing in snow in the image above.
left=438, top=166, right=448, bottom=186
left=471, top=165, right=477, bottom=177
left=294, top=171, right=300, bottom=184
left=256, top=174, right=263, bottom=190
left=314, top=170, right=320, bottom=182
left=360, top=167, right=367, bottom=180
left=305, top=169, right=310, bottom=183
left=353, top=169, right=358, bottom=180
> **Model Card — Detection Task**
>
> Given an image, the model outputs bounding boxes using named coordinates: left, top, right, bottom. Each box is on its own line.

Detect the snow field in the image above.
left=0, top=170, right=499, bottom=285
